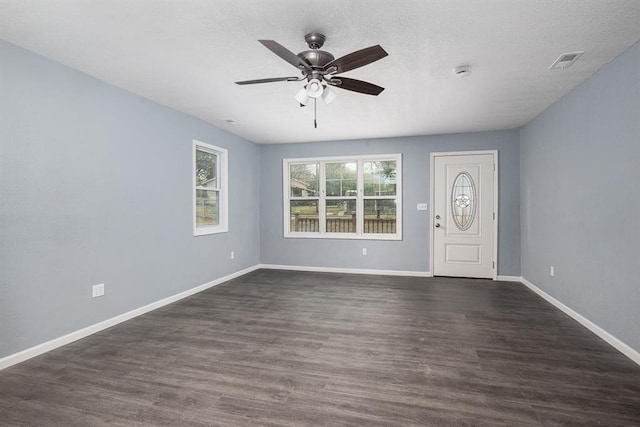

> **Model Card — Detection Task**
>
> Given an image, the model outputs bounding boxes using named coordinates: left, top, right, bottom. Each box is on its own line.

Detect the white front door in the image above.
left=432, top=152, right=497, bottom=279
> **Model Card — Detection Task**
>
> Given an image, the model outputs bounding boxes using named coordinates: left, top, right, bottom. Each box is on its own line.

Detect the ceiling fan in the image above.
left=235, top=33, right=388, bottom=126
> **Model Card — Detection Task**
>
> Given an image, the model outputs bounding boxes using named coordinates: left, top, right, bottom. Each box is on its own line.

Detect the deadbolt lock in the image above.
left=435, top=215, right=441, bottom=220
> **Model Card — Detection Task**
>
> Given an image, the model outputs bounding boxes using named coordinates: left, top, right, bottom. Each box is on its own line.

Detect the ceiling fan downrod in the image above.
left=304, top=33, right=326, bottom=50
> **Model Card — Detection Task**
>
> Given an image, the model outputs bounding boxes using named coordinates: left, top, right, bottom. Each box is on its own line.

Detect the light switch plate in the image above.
left=417, top=203, right=428, bottom=211
left=92, top=283, right=105, bottom=298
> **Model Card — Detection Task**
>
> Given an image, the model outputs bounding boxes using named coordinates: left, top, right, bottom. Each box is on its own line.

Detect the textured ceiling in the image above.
left=1, top=0, right=639, bottom=144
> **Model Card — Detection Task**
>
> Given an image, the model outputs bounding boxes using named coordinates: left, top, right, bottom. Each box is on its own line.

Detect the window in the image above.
left=193, top=140, right=228, bottom=236
left=284, top=154, right=401, bottom=240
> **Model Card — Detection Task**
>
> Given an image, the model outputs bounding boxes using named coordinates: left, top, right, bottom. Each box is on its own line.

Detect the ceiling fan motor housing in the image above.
left=298, top=32, right=334, bottom=76
left=298, top=50, right=335, bottom=69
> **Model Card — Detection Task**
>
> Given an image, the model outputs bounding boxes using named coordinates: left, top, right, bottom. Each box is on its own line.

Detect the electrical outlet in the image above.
left=417, top=203, right=428, bottom=211
left=92, top=283, right=105, bottom=298
left=550, top=266, right=555, bottom=277
left=230, top=251, right=235, bottom=259
left=362, top=248, right=367, bottom=256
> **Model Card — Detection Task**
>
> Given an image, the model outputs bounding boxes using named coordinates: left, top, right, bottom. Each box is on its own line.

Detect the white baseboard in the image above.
left=0, top=264, right=261, bottom=371
left=261, top=266, right=514, bottom=282
left=258, top=263, right=432, bottom=278
left=521, top=276, right=640, bottom=367
left=497, top=275, right=522, bottom=282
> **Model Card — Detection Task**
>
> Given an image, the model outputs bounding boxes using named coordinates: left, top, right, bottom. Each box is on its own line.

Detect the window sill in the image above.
left=194, top=226, right=228, bottom=236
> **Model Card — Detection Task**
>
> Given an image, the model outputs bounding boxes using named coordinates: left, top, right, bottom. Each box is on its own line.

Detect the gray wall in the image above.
left=260, top=131, right=521, bottom=275
left=520, top=41, right=640, bottom=352
left=0, top=40, right=261, bottom=358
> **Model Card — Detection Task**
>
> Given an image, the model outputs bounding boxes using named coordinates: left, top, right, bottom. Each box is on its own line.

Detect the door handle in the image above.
left=435, top=223, right=441, bottom=228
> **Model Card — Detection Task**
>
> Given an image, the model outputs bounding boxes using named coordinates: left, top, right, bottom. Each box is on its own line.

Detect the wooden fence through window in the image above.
left=292, top=214, right=396, bottom=234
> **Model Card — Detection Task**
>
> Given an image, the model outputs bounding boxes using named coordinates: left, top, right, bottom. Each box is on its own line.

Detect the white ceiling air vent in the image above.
left=549, top=51, right=584, bottom=70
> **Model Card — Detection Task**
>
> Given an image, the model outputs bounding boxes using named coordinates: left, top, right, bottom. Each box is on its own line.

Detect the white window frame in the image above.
left=193, top=140, right=228, bottom=236
left=283, top=153, right=402, bottom=240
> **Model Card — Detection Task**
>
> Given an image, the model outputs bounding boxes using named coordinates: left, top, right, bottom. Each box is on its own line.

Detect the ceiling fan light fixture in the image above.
left=306, top=78, right=323, bottom=98
left=322, top=86, right=336, bottom=104
left=295, top=87, right=310, bottom=105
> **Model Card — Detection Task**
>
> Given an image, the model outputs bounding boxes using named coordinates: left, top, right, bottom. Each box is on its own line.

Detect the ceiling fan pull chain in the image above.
left=314, top=98, right=318, bottom=129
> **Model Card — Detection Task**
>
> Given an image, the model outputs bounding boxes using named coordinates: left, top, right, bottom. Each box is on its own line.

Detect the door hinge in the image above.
left=493, top=163, right=496, bottom=172
left=493, top=212, right=496, bottom=220
left=492, top=261, right=495, bottom=269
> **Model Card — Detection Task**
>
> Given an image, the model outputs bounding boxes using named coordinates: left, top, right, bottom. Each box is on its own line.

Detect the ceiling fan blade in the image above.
left=325, top=45, right=388, bottom=74
left=329, top=77, right=384, bottom=95
left=259, top=40, right=312, bottom=71
left=235, top=77, right=299, bottom=85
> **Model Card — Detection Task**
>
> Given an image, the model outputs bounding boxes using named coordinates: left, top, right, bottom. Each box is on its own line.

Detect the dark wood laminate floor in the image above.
left=1, top=270, right=640, bottom=426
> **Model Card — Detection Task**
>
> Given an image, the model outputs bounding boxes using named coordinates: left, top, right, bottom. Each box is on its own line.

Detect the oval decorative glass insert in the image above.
left=451, top=172, right=476, bottom=231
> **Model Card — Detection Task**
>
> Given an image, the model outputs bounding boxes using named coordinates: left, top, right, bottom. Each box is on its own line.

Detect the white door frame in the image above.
left=429, top=150, right=498, bottom=280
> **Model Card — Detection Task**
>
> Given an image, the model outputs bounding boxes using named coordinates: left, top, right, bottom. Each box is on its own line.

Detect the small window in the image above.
left=193, top=140, right=228, bottom=236
left=284, top=154, right=402, bottom=240
left=451, top=171, right=476, bottom=231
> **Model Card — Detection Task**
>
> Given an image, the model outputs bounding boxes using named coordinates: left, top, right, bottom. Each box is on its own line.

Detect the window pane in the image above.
left=451, top=172, right=476, bottom=231
left=364, top=160, right=396, bottom=196
left=364, top=199, right=396, bottom=234
left=290, top=200, right=319, bottom=232
left=325, top=162, right=357, bottom=197
left=196, top=149, right=218, bottom=188
left=195, top=189, right=219, bottom=227
left=290, top=163, right=319, bottom=197
left=326, top=199, right=357, bottom=233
